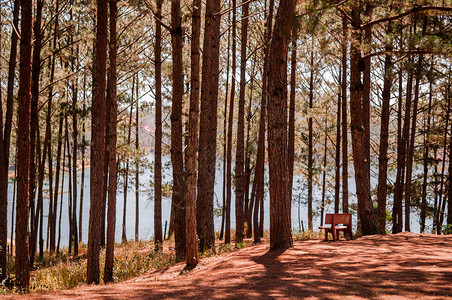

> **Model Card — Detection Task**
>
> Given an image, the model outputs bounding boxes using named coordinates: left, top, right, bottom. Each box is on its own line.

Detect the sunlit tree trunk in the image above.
left=87, top=0, right=108, bottom=284
left=0, top=0, right=19, bottom=280
left=16, top=0, right=33, bottom=288
left=104, top=0, right=118, bottom=281
left=267, top=0, right=296, bottom=250
left=171, top=0, right=186, bottom=260
left=154, top=0, right=163, bottom=251
left=197, top=0, right=221, bottom=251
left=184, top=0, right=201, bottom=270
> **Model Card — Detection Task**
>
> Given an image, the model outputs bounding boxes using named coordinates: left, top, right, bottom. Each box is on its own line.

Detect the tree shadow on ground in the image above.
left=23, top=233, right=452, bottom=299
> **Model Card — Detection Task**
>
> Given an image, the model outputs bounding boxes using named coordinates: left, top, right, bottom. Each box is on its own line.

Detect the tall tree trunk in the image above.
left=87, top=0, right=108, bottom=284
left=376, top=21, right=394, bottom=233
left=220, top=9, right=231, bottom=241
left=154, top=0, right=163, bottom=251
left=79, top=80, right=86, bottom=242
left=57, top=129, right=67, bottom=254
left=197, top=0, right=221, bottom=252
left=104, top=0, right=118, bottom=281
left=334, top=68, right=341, bottom=214
left=52, top=112, right=64, bottom=252
left=0, top=0, right=19, bottom=280
left=362, top=4, right=373, bottom=189
left=135, top=75, right=140, bottom=242
left=235, top=0, right=249, bottom=244
left=29, top=0, right=44, bottom=267
left=71, top=45, right=79, bottom=256
left=47, top=0, right=60, bottom=252
left=254, top=0, right=274, bottom=244
left=288, top=26, right=297, bottom=204
left=436, top=79, right=451, bottom=234
left=341, top=17, right=349, bottom=213
left=171, top=0, right=186, bottom=260
left=392, top=66, right=405, bottom=233
left=245, top=63, right=256, bottom=239
left=405, top=54, right=424, bottom=233
left=225, top=0, right=237, bottom=245
left=16, top=0, right=33, bottom=288
left=184, top=0, right=201, bottom=270
left=421, top=60, right=434, bottom=233
left=267, top=0, right=296, bottom=250
left=307, top=42, right=314, bottom=232
left=320, top=115, right=328, bottom=226
left=349, top=4, right=379, bottom=235
left=66, top=115, right=73, bottom=254
left=122, top=78, right=134, bottom=243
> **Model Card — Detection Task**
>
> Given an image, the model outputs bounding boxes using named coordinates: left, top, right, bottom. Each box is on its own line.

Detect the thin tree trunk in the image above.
left=104, top=0, right=118, bottom=281
left=197, top=0, right=221, bottom=252
left=135, top=75, right=140, bottom=242
left=71, top=43, right=79, bottom=256
left=66, top=115, right=73, bottom=254
left=393, top=66, right=405, bottom=233
left=334, top=68, right=341, bottom=214
left=436, top=81, right=451, bottom=234
left=376, top=21, right=394, bottom=233
left=171, top=0, right=186, bottom=260
left=307, top=42, right=314, bottom=232
left=245, top=63, right=256, bottom=239
left=225, top=0, right=237, bottom=245
left=320, top=116, right=328, bottom=226
left=220, top=9, right=231, bottom=241
left=16, top=0, right=33, bottom=287
left=421, top=60, right=434, bottom=233
left=87, top=0, right=108, bottom=284
left=405, top=53, right=424, bottom=233
left=57, top=133, right=66, bottom=255
left=154, top=0, right=163, bottom=251
left=267, top=0, right=296, bottom=250
left=235, top=0, right=249, bottom=244
left=52, top=112, right=64, bottom=252
left=341, top=17, right=349, bottom=213
left=29, top=0, right=44, bottom=268
left=123, top=78, right=134, bottom=243
left=79, top=82, right=86, bottom=243
left=10, top=165, right=17, bottom=258
left=0, top=0, right=19, bottom=280
left=184, top=0, right=201, bottom=270
left=254, top=0, right=274, bottom=243
left=362, top=4, right=373, bottom=189
left=288, top=26, right=297, bottom=204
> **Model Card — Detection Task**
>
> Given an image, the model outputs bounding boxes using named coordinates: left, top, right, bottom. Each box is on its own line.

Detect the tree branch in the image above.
left=362, top=5, right=452, bottom=29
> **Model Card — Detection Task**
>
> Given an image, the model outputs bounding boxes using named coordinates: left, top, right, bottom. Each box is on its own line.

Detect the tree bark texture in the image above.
left=87, top=0, right=108, bottom=284
left=197, top=0, right=221, bottom=251
left=154, top=0, right=163, bottom=250
left=184, top=0, right=201, bottom=269
left=104, top=0, right=118, bottom=282
left=171, top=0, right=186, bottom=260
left=267, top=0, right=296, bottom=250
left=349, top=5, right=379, bottom=236
left=16, top=0, right=33, bottom=288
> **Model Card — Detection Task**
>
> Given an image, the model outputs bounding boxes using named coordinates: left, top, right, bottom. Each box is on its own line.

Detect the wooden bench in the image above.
left=318, top=213, right=354, bottom=241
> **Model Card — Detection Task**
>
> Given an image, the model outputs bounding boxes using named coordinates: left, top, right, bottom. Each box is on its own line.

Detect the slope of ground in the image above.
left=14, top=232, right=452, bottom=299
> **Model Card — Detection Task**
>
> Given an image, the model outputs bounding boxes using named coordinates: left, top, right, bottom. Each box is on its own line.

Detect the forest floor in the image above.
left=11, top=232, right=452, bottom=299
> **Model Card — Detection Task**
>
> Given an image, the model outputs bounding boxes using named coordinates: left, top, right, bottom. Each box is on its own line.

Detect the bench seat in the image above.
left=319, top=213, right=354, bottom=241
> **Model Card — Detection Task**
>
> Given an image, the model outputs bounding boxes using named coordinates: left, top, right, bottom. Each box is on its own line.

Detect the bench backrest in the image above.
left=325, top=213, right=351, bottom=225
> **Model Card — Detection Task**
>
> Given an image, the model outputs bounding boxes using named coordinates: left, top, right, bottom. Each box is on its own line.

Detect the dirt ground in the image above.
left=13, top=232, right=452, bottom=299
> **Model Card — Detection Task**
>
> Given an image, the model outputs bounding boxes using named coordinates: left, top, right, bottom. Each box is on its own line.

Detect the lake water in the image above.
left=6, top=155, right=432, bottom=247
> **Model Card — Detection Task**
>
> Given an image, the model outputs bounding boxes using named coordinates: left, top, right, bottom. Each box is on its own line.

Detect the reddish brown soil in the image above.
left=14, top=232, right=452, bottom=299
